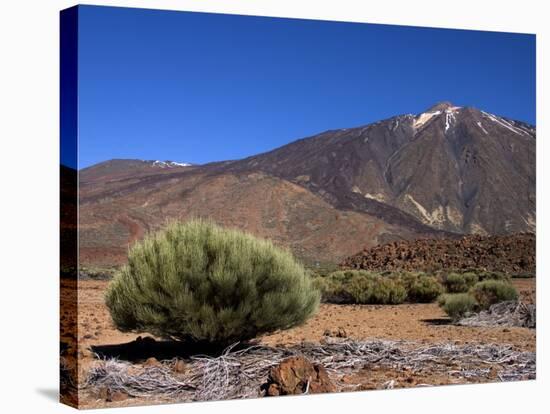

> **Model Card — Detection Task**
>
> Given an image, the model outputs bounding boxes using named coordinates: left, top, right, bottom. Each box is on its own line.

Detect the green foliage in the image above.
left=401, top=273, right=444, bottom=303
left=470, top=280, right=518, bottom=309
left=78, top=266, right=118, bottom=280
left=314, top=270, right=446, bottom=304
left=349, top=275, right=407, bottom=305
left=442, top=272, right=479, bottom=293
left=317, top=270, right=407, bottom=304
left=304, top=261, right=339, bottom=277
left=475, top=271, right=510, bottom=282
left=311, top=274, right=330, bottom=297
left=105, top=219, right=320, bottom=345
left=440, top=271, right=511, bottom=294
left=437, top=293, right=450, bottom=307
left=441, top=293, right=478, bottom=320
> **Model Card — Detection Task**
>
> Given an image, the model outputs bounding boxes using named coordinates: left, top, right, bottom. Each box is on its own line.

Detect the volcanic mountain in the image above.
left=78, top=102, right=535, bottom=267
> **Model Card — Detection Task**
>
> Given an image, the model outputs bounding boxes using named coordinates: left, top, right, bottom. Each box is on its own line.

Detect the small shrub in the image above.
left=311, top=275, right=331, bottom=297
left=437, top=293, right=450, bottom=307
left=405, top=275, right=444, bottom=303
left=441, top=293, right=477, bottom=320
left=443, top=272, right=479, bottom=293
left=319, top=270, right=406, bottom=304
left=476, top=271, right=510, bottom=282
left=470, top=280, right=518, bottom=309
left=105, top=219, right=320, bottom=345
left=387, top=272, right=443, bottom=303
left=350, top=276, right=407, bottom=304
left=329, top=269, right=372, bottom=282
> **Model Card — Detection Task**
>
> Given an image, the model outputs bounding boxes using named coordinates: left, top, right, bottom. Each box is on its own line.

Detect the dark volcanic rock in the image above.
left=341, top=233, right=535, bottom=274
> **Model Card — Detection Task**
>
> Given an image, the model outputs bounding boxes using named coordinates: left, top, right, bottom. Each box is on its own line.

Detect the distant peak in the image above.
left=412, top=102, right=462, bottom=130
left=150, top=160, right=192, bottom=168
left=425, top=101, right=457, bottom=112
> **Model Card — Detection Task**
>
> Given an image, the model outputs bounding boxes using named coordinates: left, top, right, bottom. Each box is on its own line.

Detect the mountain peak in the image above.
left=150, top=160, right=192, bottom=168
left=425, top=101, right=457, bottom=112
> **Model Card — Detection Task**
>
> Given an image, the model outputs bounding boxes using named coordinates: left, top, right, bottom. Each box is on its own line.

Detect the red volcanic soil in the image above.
left=62, top=278, right=535, bottom=408
left=78, top=169, right=427, bottom=267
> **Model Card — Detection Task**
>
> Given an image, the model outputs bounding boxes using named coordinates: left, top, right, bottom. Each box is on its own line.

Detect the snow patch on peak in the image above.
left=444, top=110, right=457, bottom=133
left=476, top=121, right=489, bottom=135
left=414, top=111, right=441, bottom=129
left=481, top=111, right=528, bottom=136
left=364, top=192, right=386, bottom=202
left=426, top=101, right=456, bottom=112
left=352, top=186, right=386, bottom=202
left=446, top=106, right=462, bottom=112
left=413, top=105, right=460, bottom=131
left=151, top=160, right=192, bottom=168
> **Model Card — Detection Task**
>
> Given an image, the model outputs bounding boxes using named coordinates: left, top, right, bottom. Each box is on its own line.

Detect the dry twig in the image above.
left=85, top=338, right=535, bottom=402
left=458, top=301, right=535, bottom=328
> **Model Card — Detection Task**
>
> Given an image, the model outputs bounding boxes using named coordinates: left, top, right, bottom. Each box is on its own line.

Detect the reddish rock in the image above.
left=336, top=327, right=348, bottom=338
left=264, top=356, right=336, bottom=396
left=267, top=383, right=280, bottom=396
left=173, top=359, right=188, bottom=374
left=98, top=387, right=110, bottom=401
left=110, top=391, right=129, bottom=402
left=323, top=327, right=348, bottom=338
left=98, top=387, right=129, bottom=402
left=143, top=357, right=162, bottom=367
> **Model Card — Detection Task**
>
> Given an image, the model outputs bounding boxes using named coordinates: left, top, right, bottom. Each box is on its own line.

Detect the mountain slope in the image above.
left=221, top=102, right=535, bottom=235
left=78, top=102, right=535, bottom=267
left=79, top=168, right=435, bottom=266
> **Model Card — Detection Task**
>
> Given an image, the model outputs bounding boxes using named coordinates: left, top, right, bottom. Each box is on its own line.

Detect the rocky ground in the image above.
left=60, top=278, right=535, bottom=409
left=341, top=233, right=535, bottom=275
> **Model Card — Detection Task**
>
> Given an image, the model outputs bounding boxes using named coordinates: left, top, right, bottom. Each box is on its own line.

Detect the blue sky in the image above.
left=72, top=5, right=536, bottom=169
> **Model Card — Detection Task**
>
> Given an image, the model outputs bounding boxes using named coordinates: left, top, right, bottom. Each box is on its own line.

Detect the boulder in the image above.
left=110, top=390, right=129, bottom=402
left=173, top=359, right=188, bottom=374
left=264, top=356, right=336, bottom=396
left=98, top=387, right=129, bottom=402
left=143, top=357, right=162, bottom=367
left=323, top=327, right=348, bottom=338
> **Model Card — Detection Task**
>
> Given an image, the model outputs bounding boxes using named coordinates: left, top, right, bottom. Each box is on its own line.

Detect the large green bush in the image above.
left=442, top=272, right=479, bottom=293
left=440, top=293, right=477, bottom=320
left=105, top=220, right=320, bottom=345
left=470, top=280, right=518, bottom=309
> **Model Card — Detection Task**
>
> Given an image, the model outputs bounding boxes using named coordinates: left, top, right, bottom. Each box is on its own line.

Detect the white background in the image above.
left=0, top=0, right=547, bottom=412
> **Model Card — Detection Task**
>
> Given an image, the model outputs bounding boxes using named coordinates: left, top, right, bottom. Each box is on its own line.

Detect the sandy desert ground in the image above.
left=60, top=278, right=535, bottom=408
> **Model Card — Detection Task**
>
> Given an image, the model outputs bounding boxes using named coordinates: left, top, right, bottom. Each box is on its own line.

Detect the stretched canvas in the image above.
left=60, top=4, right=536, bottom=409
